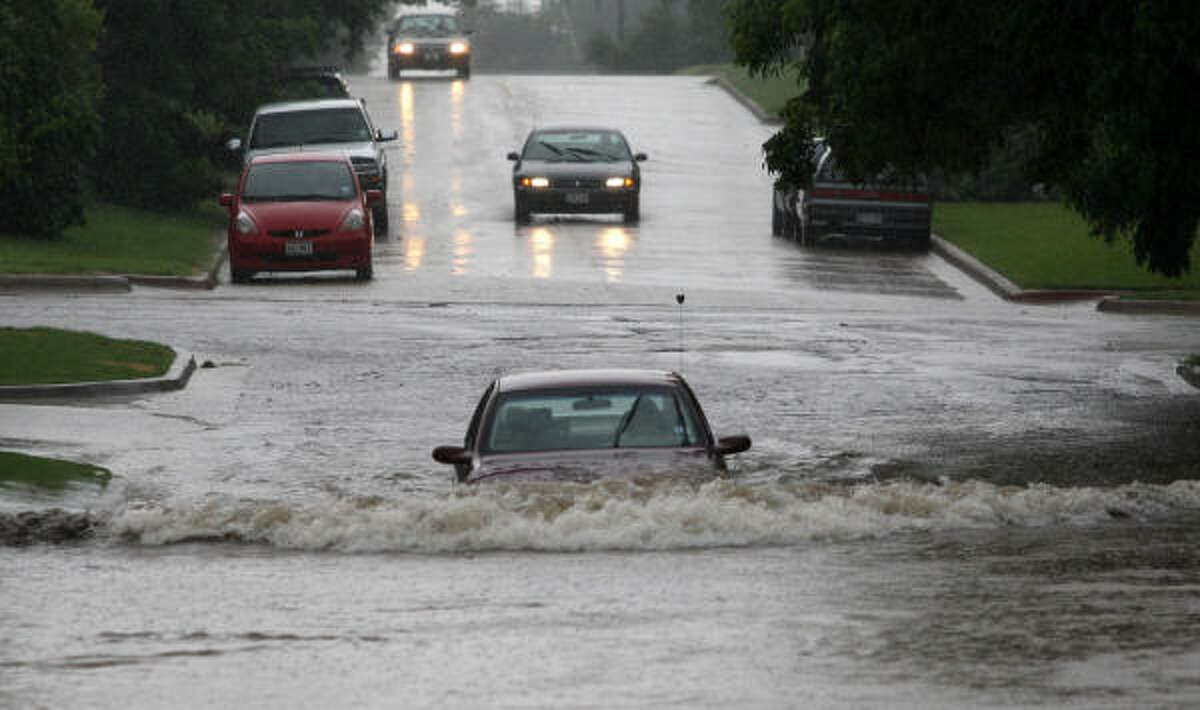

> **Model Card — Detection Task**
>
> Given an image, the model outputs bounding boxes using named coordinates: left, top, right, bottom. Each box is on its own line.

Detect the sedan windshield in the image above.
left=249, top=108, right=370, bottom=149
left=394, top=14, right=460, bottom=35
left=522, top=131, right=630, bottom=162
left=484, top=389, right=702, bottom=453
left=242, top=161, right=357, bottom=202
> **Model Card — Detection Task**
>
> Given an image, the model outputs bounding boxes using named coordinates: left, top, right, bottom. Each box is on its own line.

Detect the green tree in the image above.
left=728, top=0, right=1200, bottom=276
left=586, top=0, right=732, bottom=73
left=0, top=0, right=103, bottom=237
left=92, top=0, right=393, bottom=210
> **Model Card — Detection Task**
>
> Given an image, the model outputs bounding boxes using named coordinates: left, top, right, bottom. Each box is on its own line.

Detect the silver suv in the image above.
left=227, top=99, right=398, bottom=232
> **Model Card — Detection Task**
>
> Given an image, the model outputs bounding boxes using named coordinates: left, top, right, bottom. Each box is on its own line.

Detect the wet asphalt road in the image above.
left=3, top=73, right=1200, bottom=709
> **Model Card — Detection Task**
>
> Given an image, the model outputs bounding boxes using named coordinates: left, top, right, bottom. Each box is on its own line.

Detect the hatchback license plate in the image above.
left=285, top=240, right=314, bottom=256
left=856, top=212, right=883, bottom=225
left=565, top=192, right=590, bottom=205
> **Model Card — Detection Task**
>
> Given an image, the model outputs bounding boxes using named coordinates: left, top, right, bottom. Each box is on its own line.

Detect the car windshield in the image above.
left=522, top=131, right=630, bottom=162
left=241, top=161, right=357, bottom=202
left=394, top=14, right=460, bottom=35
left=484, top=388, right=702, bottom=453
left=249, top=108, right=370, bottom=149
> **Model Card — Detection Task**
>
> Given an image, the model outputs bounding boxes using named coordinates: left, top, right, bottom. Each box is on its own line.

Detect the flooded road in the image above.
left=2, top=73, right=1199, bottom=708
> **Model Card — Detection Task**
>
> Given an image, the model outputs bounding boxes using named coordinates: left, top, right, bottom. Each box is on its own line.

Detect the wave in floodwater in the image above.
left=67, top=477, right=1200, bottom=553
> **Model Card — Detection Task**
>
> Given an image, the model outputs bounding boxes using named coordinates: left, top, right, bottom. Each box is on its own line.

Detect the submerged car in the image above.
left=508, top=126, right=647, bottom=223
left=432, top=369, right=751, bottom=484
left=772, top=141, right=932, bottom=249
left=220, top=152, right=380, bottom=283
left=225, top=98, right=397, bottom=233
left=387, top=13, right=472, bottom=79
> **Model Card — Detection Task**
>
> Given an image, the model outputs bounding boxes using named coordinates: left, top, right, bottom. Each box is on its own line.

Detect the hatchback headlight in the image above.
left=450, top=41, right=469, bottom=54
left=606, top=177, right=633, bottom=188
left=235, top=211, right=257, bottom=235
left=395, top=42, right=415, bottom=55
left=340, top=208, right=366, bottom=232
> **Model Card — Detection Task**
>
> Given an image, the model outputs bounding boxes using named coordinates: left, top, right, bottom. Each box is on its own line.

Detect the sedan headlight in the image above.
left=394, top=42, right=415, bottom=55
left=521, top=177, right=550, bottom=189
left=606, top=177, right=633, bottom=188
left=450, top=41, right=469, bottom=55
left=340, top=207, right=366, bottom=232
left=235, top=211, right=257, bottom=235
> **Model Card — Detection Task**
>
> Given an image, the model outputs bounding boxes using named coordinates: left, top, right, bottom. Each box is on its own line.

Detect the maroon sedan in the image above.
left=220, top=152, right=380, bottom=283
left=433, top=369, right=751, bottom=484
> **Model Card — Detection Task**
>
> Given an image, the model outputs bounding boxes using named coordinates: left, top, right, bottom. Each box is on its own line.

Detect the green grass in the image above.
left=678, top=63, right=805, bottom=117
left=0, top=451, right=111, bottom=491
left=0, top=327, right=175, bottom=385
left=0, top=203, right=223, bottom=276
left=934, top=202, right=1200, bottom=297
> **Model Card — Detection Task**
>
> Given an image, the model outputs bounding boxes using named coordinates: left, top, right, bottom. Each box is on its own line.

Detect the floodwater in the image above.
left=2, top=72, right=1200, bottom=709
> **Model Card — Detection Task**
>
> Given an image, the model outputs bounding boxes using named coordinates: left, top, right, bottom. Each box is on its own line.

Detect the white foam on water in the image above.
left=105, top=478, right=1200, bottom=553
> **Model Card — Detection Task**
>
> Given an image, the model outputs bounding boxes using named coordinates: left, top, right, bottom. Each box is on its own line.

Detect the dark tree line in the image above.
left=583, top=0, right=732, bottom=73
left=1, top=0, right=400, bottom=238
left=727, top=0, right=1200, bottom=276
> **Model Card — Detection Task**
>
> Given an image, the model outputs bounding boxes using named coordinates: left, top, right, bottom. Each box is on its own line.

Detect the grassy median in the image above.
left=934, top=202, right=1200, bottom=298
left=0, top=327, right=175, bottom=385
left=0, top=202, right=223, bottom=276
left=0, top=451, right=112, bottom=492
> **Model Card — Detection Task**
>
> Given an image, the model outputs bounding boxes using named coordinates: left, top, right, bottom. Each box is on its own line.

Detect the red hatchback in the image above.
left=220, top=152, right=381, bottom=283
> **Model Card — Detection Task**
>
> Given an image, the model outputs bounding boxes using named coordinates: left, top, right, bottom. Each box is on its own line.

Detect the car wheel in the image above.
left=514, top=194, right=531, bottom=223
left=387, top=62, right=399, bottom=80
left=458, top=64, right=471, bottom=79
left=623, top=195, right=640, bottom=224
left=356, top=262, right=373, bottom=281
left=231, top=268, right=254, bottom=284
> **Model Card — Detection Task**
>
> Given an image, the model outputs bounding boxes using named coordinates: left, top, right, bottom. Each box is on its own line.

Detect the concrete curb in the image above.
left=705, top=76, right=783, bottom=126
left=0, top=350, right=197, bottom=400
left=0, top=274, right=132, bottom=293
left=1097, top=297, right=1200, bottom=316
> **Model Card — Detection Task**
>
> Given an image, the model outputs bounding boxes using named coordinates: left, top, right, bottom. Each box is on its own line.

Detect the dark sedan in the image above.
left=432, top=369, right=751, bottom=484
left=507, top=127, right=647, bottom=223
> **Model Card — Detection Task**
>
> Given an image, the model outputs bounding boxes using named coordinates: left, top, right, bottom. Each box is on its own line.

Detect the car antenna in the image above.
left=675, top=292, right=685, bottom=373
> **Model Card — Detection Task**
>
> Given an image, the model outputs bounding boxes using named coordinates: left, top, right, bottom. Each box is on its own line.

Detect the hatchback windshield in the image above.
left=395, top=14, right=460, bottom=35
left=249, top=108, right=370, bottom=149
left=485, top=388, right=702, bottom=453
left=522, top=130, right=630, bottom=162
left=242, top=161, right=357, bottom=202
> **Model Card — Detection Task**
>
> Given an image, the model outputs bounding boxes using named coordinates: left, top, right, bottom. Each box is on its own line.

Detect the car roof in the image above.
left=496, top=369, right=684, bottom=394
left=247, top=151, right=351, bottom=165
left=530, top=126, right=626, bottom=135
left=254, top=98, right=363, bottom=115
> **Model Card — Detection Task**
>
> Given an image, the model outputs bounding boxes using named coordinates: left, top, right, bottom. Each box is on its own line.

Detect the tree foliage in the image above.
left=0, top=0, right=103, bottom=237
left=728, top=0, right=1200, bottom=276
left=92, top=0, right=393, bottom=210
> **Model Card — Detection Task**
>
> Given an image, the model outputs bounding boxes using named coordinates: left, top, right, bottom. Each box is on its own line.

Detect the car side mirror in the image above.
left=634, top=152, right=648, bottom=162
left=714, top=435, right=751, bottom=456
left=378, top=129, right=398, bottom=142
left=364, top=189, right=383, bottom=207
left=219, top=193, right=234, bottom=208
left=225, top=137, right=242, bottom=152
left=432, top=446, right=471, bottom=465
left=507, top=152, right=520, bottom=161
